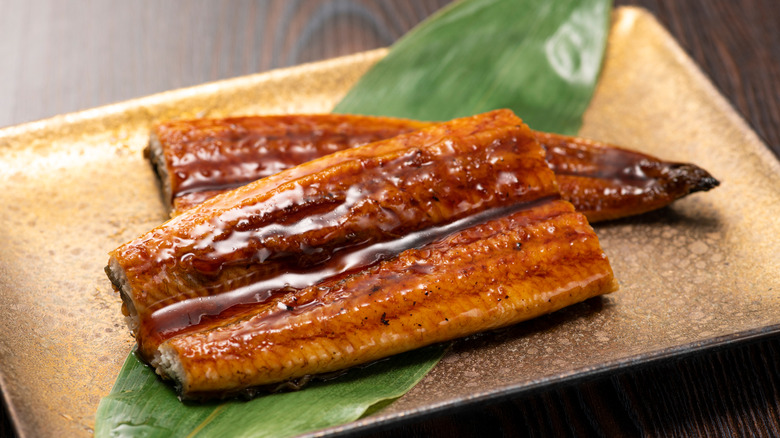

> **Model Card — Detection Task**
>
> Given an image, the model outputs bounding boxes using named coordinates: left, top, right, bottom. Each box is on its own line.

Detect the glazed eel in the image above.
left=146, top=114, right=719, bottom=221
left=108, top=110, right=617, bottom=398
left=157, top=198, right=615, bottom=399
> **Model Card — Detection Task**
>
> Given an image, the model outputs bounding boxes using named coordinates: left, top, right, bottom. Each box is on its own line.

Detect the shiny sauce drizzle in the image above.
left=141, top=196, right=560, bottom=349
left=141, top=128, right=550, bottom=285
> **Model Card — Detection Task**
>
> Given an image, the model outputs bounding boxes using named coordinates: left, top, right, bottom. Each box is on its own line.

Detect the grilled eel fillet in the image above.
left=145, top=114, right=429, bottom=212
left=154, top=198, right=617, bottom=399
left=109, top=110, right=568, bottom=360
left=146, top=114, right=718, bottom=220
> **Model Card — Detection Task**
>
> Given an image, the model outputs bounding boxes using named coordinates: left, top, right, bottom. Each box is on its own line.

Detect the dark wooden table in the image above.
left=1, top=1, right=778, bottom=436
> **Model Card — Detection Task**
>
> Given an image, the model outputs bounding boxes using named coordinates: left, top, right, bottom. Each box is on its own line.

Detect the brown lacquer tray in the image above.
left=0, top=7, right=778, bottom=437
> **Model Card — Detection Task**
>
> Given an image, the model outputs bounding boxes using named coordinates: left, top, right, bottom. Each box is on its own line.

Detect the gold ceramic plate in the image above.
left=0, top=7, right=778, bottom=437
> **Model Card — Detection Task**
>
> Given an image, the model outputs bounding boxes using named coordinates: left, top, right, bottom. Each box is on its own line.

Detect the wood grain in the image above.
left=1, top=1, right=779, bottom=437
left=0, top=0, right=448, bottom=129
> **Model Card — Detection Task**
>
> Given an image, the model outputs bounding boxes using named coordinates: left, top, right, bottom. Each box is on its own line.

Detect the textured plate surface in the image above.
left=0, top=7, right=778, bottom=437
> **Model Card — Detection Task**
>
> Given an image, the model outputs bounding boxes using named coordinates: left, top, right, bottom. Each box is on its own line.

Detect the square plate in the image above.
left=1, top=7, right=778, bottom=437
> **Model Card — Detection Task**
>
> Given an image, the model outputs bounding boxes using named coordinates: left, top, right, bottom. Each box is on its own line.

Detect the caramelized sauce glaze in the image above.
left=139, top=196, right=560, bottom=355
left=112, top=110, right=562, bottom=360
left=152, top=114, right=429, bottom=203
left=153, top=116, right=718, bottom=221
left=161, top=199, right=617, bottom=398
left=536, top=132, right=719, bottom=221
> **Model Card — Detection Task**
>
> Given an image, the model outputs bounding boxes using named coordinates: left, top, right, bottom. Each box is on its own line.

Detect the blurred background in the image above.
left=1, top=1, right=778, bottom=436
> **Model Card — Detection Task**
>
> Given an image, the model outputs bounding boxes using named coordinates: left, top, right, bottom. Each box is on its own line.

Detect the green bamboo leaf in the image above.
left=95, top=347, right=444, bottom=438
left=335, top=0, right=612, bottom=134
left=96, top=0, right=610, bottom=436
